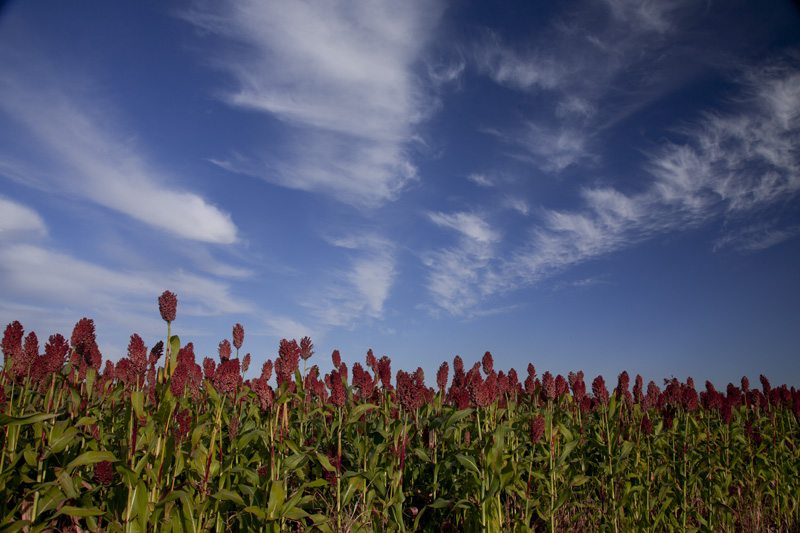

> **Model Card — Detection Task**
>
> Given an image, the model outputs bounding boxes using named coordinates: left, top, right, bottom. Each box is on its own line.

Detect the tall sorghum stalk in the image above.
left=603, top=405, right=619, bottom=533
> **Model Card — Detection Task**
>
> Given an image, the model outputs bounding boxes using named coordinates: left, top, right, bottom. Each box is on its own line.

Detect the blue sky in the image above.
left=1, top=0, right=799, bottom=389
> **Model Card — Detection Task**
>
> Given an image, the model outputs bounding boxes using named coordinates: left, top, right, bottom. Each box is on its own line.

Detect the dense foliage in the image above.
left=1, top=292, right=799, bottom=532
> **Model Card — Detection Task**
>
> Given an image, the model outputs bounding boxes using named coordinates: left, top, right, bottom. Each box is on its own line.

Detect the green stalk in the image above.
left=604, top=409, right=619, bottom=533
left=549, top=412, right=555, bottom=533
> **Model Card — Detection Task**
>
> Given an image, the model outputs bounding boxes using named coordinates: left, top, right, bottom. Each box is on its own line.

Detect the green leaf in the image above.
left=244, top=506, right=266, bottom=520
left=85, top=368, right=96, bottom=399
left=347, top=403, right=378, bottom=424
left=53, top=506, right=104, bottom=518
left=267, top=480, right=286, bottom=519
left=316, top=451, right=337, bottom=472
left=212, top=489, right=245, bottom=507
left=0, top=412, right=57, bottom=427
left=0, top=521, right=31, bottom=533
left=66, top=450, right=118, bottom=472
left=444, top=408, right=474, bottom=432
left=170, top=335, right=180, bottom=375
left=413, top=447, right=431, bottom=463
left=455, top=453, right=480, bottom=476
left=131, top=390, right=145, bottom=421
left=428, top=498, right=451, bottom=509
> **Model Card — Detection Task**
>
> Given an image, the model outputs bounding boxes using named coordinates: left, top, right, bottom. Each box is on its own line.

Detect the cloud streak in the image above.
left=0, top=196, right=47, bottom=239
left=0, top=75, right=238, bottom=244
left=425, top=57, right=800, bottom=315
left=304, top=234, right=397, bottom=327
left=185, top=0, right=445, bottom=205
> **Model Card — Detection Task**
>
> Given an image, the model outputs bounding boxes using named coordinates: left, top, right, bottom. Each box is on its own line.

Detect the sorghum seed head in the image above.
left=158, top=290, right=177, bottom=323
left=232, top=323, right=244, bottom=351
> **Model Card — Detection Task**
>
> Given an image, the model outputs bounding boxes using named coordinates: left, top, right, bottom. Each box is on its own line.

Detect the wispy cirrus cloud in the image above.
left=185, top=0, right=445, bottom=206
left=0, top=196, right=47, bottom=239
left=0, top=74, right=238, bottom=244
left=0, top=243, right=253, bottom=316
left=428, top=211, right=501, bottom=243
left=472, top=0, right=709, bottom=173
left=304, top=234, right=397, bottom=327
left=425, top=57, right=800, bottom=314
left=423, top=211, right=501, bottom=316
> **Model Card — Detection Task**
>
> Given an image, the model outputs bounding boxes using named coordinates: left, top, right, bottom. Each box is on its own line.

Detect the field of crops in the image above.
left=1, top=291, right=799, bottom=532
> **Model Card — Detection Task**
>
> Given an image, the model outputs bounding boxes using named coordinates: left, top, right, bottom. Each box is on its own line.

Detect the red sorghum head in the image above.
left=174, top=408, right=193, bottom=444
left=14, top=331, right=39, bottom=381
left=71, top=318, right=95, bottom=351
left=641, top=415, right=653, bottom=436
left=681, top=386, right=698, bottom=412
left=329, top=369, right=347, bottom=407
left=300, top=336, right=314, bottom=361
left=242, top=353, right=251, bottom=374
left=71, top=318, right=101, bottom=370
left=170, top=361, right=189, bottom=397
left=437, top=361, right=449, bottom=392
left=541, top=371, right=555, bottom=401
left=397, top=370, right=423, bottom=411
left=570, top=371, right=586, bottom=402
left=450, top=386, right=470, bottom=410
left=524, top=375, right=536, bottom=397
left=633, top=374, right=644, bottom=404
left=218, top=339, right=232, bottom=363
left=453, top=355, right=464, bottom=375
left=482, top=351, right=493, bottom=375
left=214, top=358, right=241, bottom=395
left=261, top=360, right=273, bottom=382
left=1, top=321, right=24, bottom=370
left=616, top=371, right=630, bottom=401
left=377, top=356, right=392, bottom=389
left=278, top=339, right=301, bottom=377
left=530, top=414, right=545, bottom=443
left=592, top=375, right=609, bottom=404
left=252, top=378, right=275, bottom=412
left=44, top=333, right=69, bottom=375
left=202, top=357, right=216, bottom=381
left=158, top=290, right=177, bottom=323
left=115, top=358, right=131, bottom=385
left=149, top=340, right=163, bottom=366
left=759, top=375, right=771, bottom=395
left=332, top=349, right=341, bottom=368
left=94, top=460, right=115, bottom=487
left=232, top=323, right=244, bottom=351
left=366, top=348, right=376, bottom=370
left=127, top=334, right=148, bottom=386
left=555, top=374, right=568, bottom=398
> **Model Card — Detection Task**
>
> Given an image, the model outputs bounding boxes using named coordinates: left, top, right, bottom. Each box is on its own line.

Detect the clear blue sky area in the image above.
left=1, top=0, right=799, bottom=389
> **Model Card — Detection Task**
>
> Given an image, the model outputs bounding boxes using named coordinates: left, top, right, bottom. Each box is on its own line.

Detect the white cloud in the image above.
left=306, top=234, right=397, bottom=327
left=422, top=239, right=497, bottom=317
left=505, top=195, right=531, bottom=215
left=601, top=0, right=683, bottom=34
left=471, top=0, right=705, bottom=174
left=427, top=57, right=466, bottom=86
left=428, top=211, right=500, bottom=243
left=264, top=315, right=317, bottom=342
left=0, top=196, right=46, bottom=239
left=473, top=33, right=564, bottom=91
left=467, top=173, right=496, bottom=187
left=714, top=222, right=800, bottom=253
left=423, top=57, right=800, bottom=315
left=0, top=79, right=238, bottom=244
left=0, top=243, right=252, bottom=316
left=184, top=0, right=444, bottom=206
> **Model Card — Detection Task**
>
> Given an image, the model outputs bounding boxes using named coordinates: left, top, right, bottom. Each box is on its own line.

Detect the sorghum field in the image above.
left=1, top=291, right=799, bottom=532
